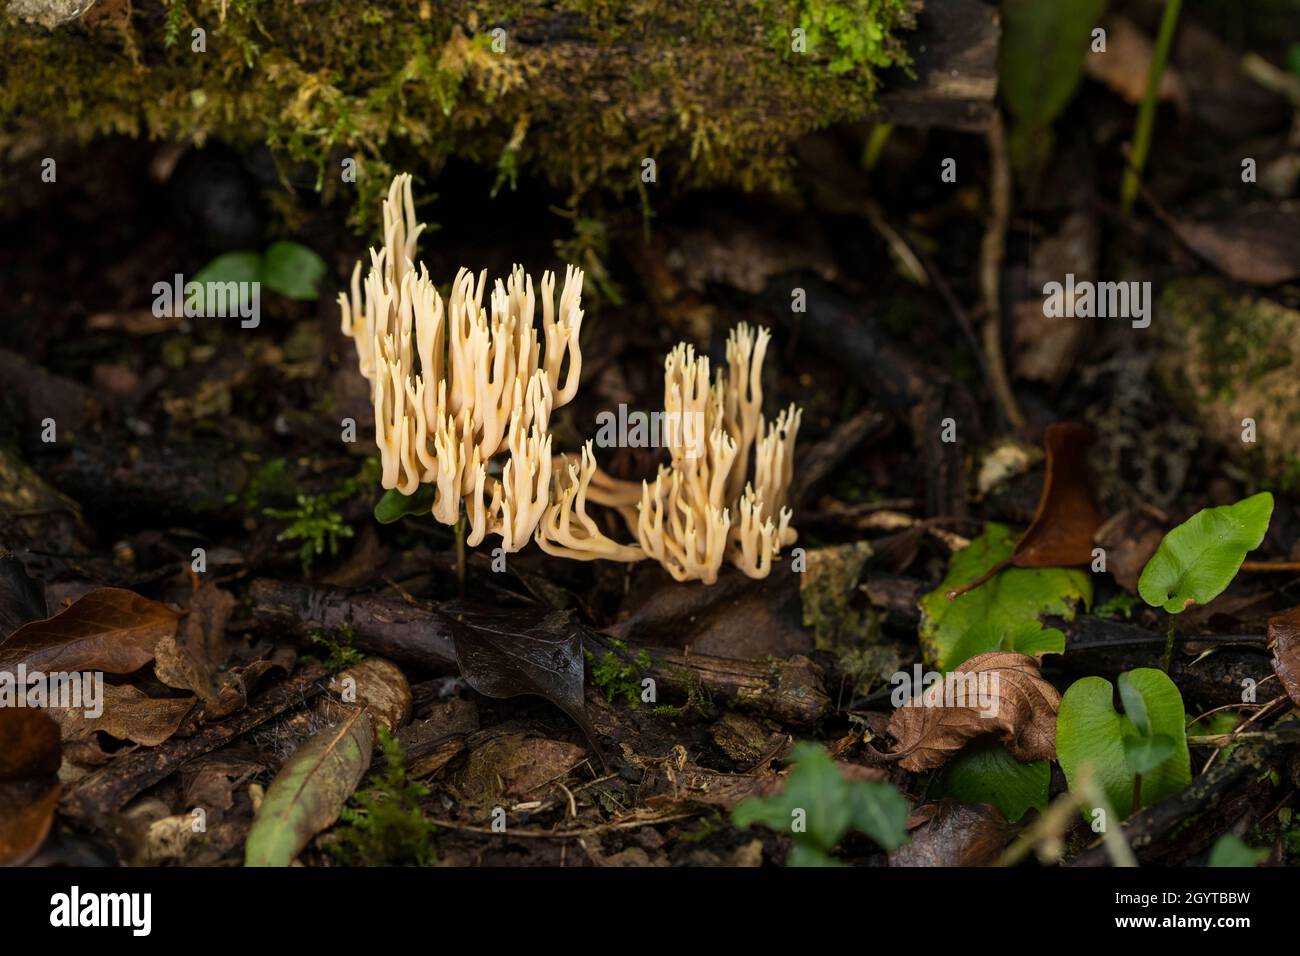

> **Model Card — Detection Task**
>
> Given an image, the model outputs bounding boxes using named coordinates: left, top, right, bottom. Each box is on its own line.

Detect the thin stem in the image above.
left=1132, top=772, right=1143, bottom=814
left=454, top=510, right=467, bottom=599
left=1120, top=0, right=1183, bottom=214
left=1161, top=615, right=1177, bottom=673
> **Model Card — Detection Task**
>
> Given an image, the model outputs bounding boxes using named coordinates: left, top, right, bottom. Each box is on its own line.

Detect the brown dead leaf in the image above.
left=0, top=587, right=179, bottom=674
left=883, top=651, right=1060, bottom=772
left=48, top=684, right=195, bottom=747
left=459, top=734, right=588, bottom=800
left=889, top=800, right=1013, bottom=867
left=0, top=708, right=62, bottom=865
left=154, top=581, right=236, bottom=712
left=948, top=423, right=1102, bottom=601
left=1085, top=16, right=1186, bottom=107
left=1267, top=605, right=1300, bottom=708
left=1014, top=423, right=1103, bottom=568
left=1171, top=202, right=1300, bottom=286
left=1094, top=505, right=1167, bottom=593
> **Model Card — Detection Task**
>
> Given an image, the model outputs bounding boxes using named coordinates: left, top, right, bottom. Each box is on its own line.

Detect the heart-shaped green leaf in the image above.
left=1057, top=669, right=1190, bottom=818
left=946, top=620, right=1066, bottom=668
left=1138, top=492, right=1273, bottom=613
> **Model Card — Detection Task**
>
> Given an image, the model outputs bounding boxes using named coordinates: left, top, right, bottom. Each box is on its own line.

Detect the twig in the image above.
left=978, top=111, right=1026, bottom=432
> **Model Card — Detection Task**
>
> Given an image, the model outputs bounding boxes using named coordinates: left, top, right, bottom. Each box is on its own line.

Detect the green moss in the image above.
left=2, top=0, right=915, bottom=227
left=586, top=638, right=652, bottom=709
left=303, top=625, right=363, bottom=672
left=331, top=726, right=437, bottom=866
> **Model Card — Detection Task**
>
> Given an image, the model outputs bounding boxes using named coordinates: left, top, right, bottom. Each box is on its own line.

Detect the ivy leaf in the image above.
left=1138, top=492, right=1273, bottom=613
left=1208, top=834, right=1267, bottom=867
left=1056, top=669, right=1190, bottom=818
left=374, top=485, right=435, bottom=524
left=919, top=523, right=1091, bottom=671
left=261, top=241, right=328, bottom=300
left=930, top=740, right=1049, bottom=823
left=732, top=743, right=909, bottom=860
left=849, top=780, right=911, bottom=851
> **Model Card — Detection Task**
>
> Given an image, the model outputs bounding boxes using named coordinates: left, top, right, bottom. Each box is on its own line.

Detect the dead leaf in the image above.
left=889, top=800, right=1013, bottom=867
left=154, top=582, right=237, bottom=711
left=0, top=708, right=62, bottom=865
left=0, top=587, right=179, bottom=674
left=1267, top=605, right=1300, bottom=708
left=47, top=684, right=195, bottom=747
left=1014, top=423, right=1103, bottom=567
left=445, top=604, right=601, bottom=753
left=1085, top=16, right=1186, bottom=107
left=459, top=734, right=588, bottom=800
left=1170, top=202, right=1300, bottom=286
left=1094, top=505, right=1167, bottom=593
left=882, top=651, right=1060, bottom=771
left=244, top=707, right=374, bottom=867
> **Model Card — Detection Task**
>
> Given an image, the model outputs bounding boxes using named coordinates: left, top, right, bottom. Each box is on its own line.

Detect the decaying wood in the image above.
left=249, top=578, right=831, bottom=725
left=642, top=647, right=830, bottom=726
left=60, top=664, right=328, bottom=827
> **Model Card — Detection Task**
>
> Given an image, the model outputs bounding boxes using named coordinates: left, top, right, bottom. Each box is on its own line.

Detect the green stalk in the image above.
left=1120, top=0, right=1183, bottom=214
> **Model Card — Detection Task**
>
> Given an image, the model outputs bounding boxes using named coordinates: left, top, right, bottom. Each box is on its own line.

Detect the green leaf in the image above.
left=919, top=523, right=1091, bottom=671
left=849, top=780, right=911, bottom=851
left=998, top=0, right=1108, bottom=167
left=946, top=620, right=1066, bottom=668
left=1122, top=734, right=1174, bottom=775
left=374, top=485, right=436, bottom=524
left=1057, top=669, right=1190, bottom=819
left=190, top=251, right=262, bottom=313
left=1117, top=671, right=1151, bottom=734
left=1208, top=834, right=1267, bottom=868
left=261, top=240, right=328, bottom=300
left=1138, top=492, right=1273, bottom=613
left=245, top=710, right=374, bottom=867
left=732, top=742, right=909, bottom=858
left=930, top=740, right=1049, bottom=822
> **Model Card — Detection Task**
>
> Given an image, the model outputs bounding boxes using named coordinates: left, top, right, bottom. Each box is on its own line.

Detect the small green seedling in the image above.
left=1137, top=492, right=1273, bottom=669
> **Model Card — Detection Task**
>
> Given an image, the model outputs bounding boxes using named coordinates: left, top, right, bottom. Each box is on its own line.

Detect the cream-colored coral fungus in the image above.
left=338, top=173, right=584, bottom=552
left=536, top=323, right=802, bottom=584
left=341, top=173, right=801, bottom=583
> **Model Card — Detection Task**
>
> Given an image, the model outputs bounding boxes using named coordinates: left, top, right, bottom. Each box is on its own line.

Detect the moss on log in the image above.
left=0, top=1, right=998, bottom=223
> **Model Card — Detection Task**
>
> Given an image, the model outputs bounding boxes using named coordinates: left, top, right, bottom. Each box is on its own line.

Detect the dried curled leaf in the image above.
left=884, top=652, right=1060, bottom=772
left=1267, top=605, right=1300, bottom=709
